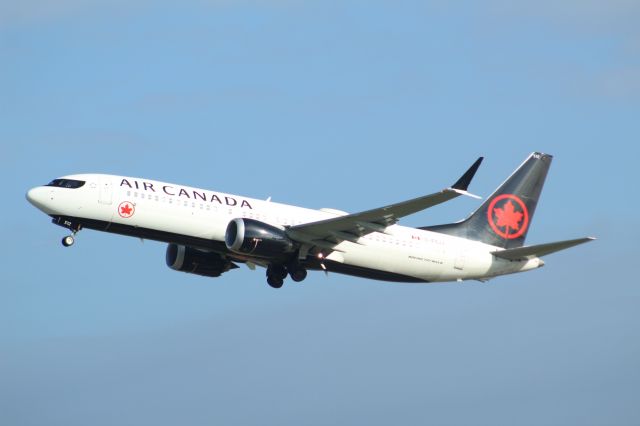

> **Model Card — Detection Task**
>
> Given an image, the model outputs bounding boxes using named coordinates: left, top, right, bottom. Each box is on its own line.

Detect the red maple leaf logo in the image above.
left=118, top=201, right=135, bottom=218
left=493, top=201, right=523, bottom=234
left=487, top=194, right=529, bottom=239
left=121, top=204, right=133, bottom=215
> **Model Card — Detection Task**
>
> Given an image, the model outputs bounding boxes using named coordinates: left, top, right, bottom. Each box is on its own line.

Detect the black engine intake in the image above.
left=225, top=218, right=295, bottom=259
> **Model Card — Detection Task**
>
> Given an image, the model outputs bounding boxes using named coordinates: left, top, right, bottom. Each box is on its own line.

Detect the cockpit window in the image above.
left=46, top=179, right=86, bottom=189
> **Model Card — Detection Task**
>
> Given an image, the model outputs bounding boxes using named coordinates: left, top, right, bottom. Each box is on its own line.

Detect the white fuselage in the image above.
left=27, top=174, right=542, bottom=283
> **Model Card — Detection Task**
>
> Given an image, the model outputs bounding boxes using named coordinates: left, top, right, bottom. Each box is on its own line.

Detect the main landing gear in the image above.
left=266, top=265, right=286, bottom=289
left=266, top=263, right=308, bottom=289
left=289, top=265, right=307, bottom=282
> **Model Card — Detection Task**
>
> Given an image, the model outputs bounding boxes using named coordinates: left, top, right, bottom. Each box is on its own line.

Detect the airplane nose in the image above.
left=26, top=186, right=50, bottom=212
left=26, top=187, right=37, bottom=205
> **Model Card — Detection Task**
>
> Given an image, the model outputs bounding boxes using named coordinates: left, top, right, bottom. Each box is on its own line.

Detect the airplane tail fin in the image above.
left=423, top=152, right=552, bottom=249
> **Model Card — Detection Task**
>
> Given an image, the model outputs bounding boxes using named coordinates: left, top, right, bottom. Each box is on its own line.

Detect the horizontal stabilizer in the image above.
left=492, top=237, right=595, bottom=260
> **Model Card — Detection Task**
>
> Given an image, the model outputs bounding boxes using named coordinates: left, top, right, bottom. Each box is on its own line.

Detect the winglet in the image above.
left=452, top=157, right=483, bottom=191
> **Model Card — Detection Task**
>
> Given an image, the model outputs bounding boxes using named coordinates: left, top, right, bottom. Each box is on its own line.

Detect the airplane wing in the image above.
left=286, top=157, right=483, bottom=250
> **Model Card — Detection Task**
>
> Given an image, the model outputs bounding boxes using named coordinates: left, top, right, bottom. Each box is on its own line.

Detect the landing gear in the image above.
left=267, top=275, right=284, bottom=289
left=265, top=263, right=307, bottom=288
left=289, top=266, right=308, bottom=282
left=266, top=264, right=287, bottom=289
left=54, top=218, right=82, bottom=248
left=62, top=235, right=75, bottom=247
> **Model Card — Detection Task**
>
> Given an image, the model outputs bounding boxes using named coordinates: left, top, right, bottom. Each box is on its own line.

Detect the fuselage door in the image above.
left=98, top=177, right=113, bottom=205
left=454, top=247, right=467, bottom=271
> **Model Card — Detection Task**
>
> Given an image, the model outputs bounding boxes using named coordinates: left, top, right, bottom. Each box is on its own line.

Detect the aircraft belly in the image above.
left=338, top=242, right=444, bottom=282
left=336, top=240, right=539, bottom=283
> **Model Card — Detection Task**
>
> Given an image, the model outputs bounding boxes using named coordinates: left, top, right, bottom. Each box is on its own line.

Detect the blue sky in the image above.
left=2, top=1, right=639, bottom=425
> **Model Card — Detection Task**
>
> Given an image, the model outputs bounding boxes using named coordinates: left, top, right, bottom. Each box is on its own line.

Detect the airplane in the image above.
left=26, top=152, right=594, bottom=288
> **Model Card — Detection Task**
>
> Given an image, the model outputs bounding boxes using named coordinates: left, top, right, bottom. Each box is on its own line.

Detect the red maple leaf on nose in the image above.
left=121, top=204, right=132, bottom=215
left=493, top=200, right=523, bottom=234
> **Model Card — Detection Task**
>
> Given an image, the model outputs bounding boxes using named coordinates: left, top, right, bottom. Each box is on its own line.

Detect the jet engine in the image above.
left=225, top=218, right=296, bottom=259
left=166, top=243, right=237, bottom=277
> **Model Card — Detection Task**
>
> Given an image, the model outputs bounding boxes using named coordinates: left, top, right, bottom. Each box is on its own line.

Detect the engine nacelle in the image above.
left=166, top=243, right=235, bottom=277
left=225, top=218, right=295, bottom=259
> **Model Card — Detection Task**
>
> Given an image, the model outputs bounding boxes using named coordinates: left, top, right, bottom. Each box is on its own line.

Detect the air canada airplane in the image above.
left=26, top=152, right=593, bottom=288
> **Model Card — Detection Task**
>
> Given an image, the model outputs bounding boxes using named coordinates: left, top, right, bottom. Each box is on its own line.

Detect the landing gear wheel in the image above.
left=290, top=268, right=307, bottom=283
left=270, top=265, right=288, bottom=280
left=267, top=276, right=284, bottom=289
left=266, top=264, right=287, bottom=288
left=62, top=235, right=75, bottom=247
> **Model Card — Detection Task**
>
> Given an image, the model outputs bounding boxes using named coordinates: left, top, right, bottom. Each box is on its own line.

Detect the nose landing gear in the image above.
left=62, top=235, right=75, bottom=247
left=53, top=218, right=82, bottom=248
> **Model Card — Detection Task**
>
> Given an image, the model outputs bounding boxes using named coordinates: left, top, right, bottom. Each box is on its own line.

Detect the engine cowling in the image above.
left=225, top=218, right=295, bottom=259
left=166, top=243, right=236, bottom=277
